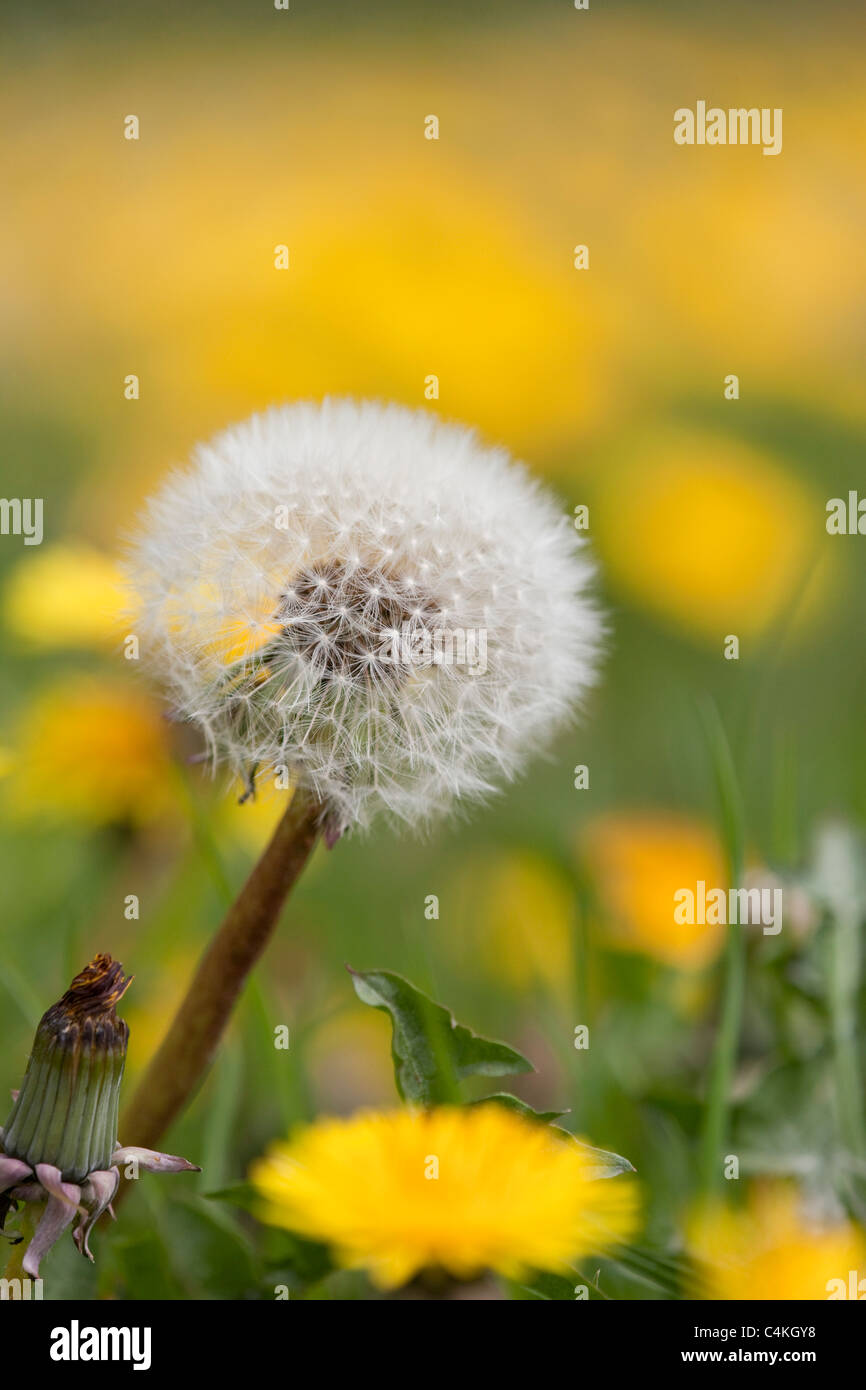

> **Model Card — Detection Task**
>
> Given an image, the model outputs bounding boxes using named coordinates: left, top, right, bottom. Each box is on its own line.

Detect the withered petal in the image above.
left=7, top=1184, right=44, bottom=1202
left=0, top=1155, right=32, bottom=1192
left=112, top=1145, right=201, bottom=1174
left=74, top=1167, right=120, bottom=1262
left=35, top=1163, right=82, bottom=1207
left=22, top=1190, right=80, bottom=1278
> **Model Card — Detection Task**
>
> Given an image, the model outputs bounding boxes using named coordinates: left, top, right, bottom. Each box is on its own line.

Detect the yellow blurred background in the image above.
left=1, top=0, right=865, bottom=1300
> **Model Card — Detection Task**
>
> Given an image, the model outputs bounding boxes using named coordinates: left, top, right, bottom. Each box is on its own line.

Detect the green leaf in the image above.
left=206, top=1185, right=336, bottom=1286
left=469, top=1092, right=569, bottom=1125
left=512, top=1268, right=611, bottom=1301
left=696, top=694, right=745, bottom=886
left=348, top=967, right=533, bottom=1104
left=604, top=1244, right=689, bottom=1299
left=572, top=1140, right=636, bottom=1179
left=165, top=1197, right=259, bottom=1299
left=109, top=1229, right=186, bottom=1301
left=302, top=1268, right=382, bottom=1301
left=471, top=1093, right=635, bottom=1177
left=263, top=1230, right=334, bottom=1286
left=203, top=1180, right=260, bottom=1212
left=511, top=1270, right=579, bottom=1301
left=198, top=1040, right=244, bottom=1193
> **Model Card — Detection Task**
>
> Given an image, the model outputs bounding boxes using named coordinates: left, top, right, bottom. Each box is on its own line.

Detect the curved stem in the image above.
left=120, top=789, right=322, bottom=1160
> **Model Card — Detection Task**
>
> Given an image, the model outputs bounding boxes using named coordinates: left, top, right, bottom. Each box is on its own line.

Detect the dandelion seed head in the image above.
left=126, top=399, right=602, bottom=833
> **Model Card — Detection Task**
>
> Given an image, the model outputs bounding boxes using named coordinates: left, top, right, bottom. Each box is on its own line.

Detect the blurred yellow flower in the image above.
left=688, top=1185, right=866, bottom=1300
left=163, top=581, right=282, bottom=672
left=3, top=15, right=865, bottom=526
left=306, top=1009, right=396, bottom=1113
left=3, top=544, right=125, bottom=649
left=123, top=949, right=201, bottom=1074
left=5, top=676, right=175, bottom=826
left=216, top=785, right=291, bottom=853
left=451, top=851, right=575, bottom=1005
left=595, top=431, right=828, bottom=645
left=630, top=153, right=866, bottom=415
left=580, top=811, right=726, bottom=970
left=0, top=55, right=608, bottom=475
left=251, top=1105, right=637, bottom=1289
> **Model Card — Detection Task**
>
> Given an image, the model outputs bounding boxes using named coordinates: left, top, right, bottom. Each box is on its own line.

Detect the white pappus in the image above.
left=126, top=399, right=603, bottom=836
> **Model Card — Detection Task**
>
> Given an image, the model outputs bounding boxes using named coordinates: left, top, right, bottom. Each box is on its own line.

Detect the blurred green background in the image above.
left=1, top=0, right=865, bottom=1298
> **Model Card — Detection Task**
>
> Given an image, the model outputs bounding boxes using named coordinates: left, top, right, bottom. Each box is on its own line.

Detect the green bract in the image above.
left=2, top=962, right=129, bottom=1182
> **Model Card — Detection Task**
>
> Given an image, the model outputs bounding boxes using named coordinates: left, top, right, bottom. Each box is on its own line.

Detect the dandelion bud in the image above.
left=2, top=955, right=129, bottom=1182
left=0, top=955, right=199, bottom=1277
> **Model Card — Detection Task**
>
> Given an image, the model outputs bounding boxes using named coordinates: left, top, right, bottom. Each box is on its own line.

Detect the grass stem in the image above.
left=697, top=697, right=746, bottom=1196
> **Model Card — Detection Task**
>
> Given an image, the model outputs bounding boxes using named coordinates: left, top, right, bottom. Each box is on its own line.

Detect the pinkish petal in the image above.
left=74, top=1168, right=119, bottom=1262
left=111, top=1145, right=201, bottom=1174
left=6, top=1184, right=41, bottom=1206
left=87, top=1167, right=120, bottom=1209
left=35, top=1164, right=81, bottom=1207
left=22, top=1192, right=79, bottom=1278
left=323, top=819, right=345, bottom=849
left=0, top=1155, right=32, bottom=1192
left=7, top=1183, right=43, bottom=1203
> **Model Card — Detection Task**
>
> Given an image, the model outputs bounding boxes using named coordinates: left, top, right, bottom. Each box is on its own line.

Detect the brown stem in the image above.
left=119, top=789, right=322, bottom=1160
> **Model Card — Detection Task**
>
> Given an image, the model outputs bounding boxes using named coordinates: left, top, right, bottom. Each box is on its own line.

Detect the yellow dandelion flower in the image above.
left=123, top=948, right=203, bottom=1074
left=4, top=676, right=176, bottom=827
left=595, top=431, right=830, bottom=645
left=162, top=580, right=283, bottom=672
left=251, top=1105, right=638, bottom=1290
left=450, top=851, right=575, bottom=1006
left=3, top=544, right=126, bottom=650
left=216, top=785, right=293, bottom=853
left=0, top=48, right=614, bottom=482
left=688, top=1185, right=866, bottom=1301
left=580, top=811, right=727, bottom=970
